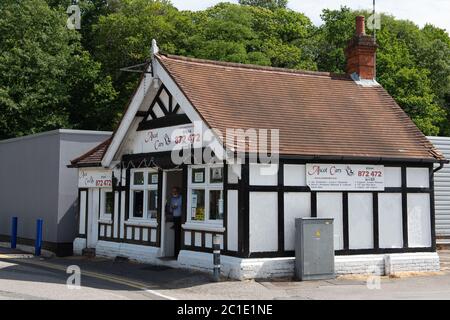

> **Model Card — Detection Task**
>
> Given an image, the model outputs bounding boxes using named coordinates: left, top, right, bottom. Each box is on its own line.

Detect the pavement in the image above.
left=2, top=246, right=450, bottom=300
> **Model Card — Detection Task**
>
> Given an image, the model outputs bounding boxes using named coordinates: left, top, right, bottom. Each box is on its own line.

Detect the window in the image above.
left=130, top=169, right=159, bottom=220
left=147, top=189, right=158, bottom=219
left=191, top=189, right=205, bottom=221
left=100, top=189, right=114, bottom=221
left=209, top=190, right=224, bottom=220
left=188, top=165, right=224, bottom=224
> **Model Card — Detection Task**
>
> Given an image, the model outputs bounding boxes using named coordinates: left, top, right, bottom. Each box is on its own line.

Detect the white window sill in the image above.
left=182, top=223, right=225, bottom=233
left=125, top=219, right=158, bottom=228
left=98, top=219, right=113, bottom=225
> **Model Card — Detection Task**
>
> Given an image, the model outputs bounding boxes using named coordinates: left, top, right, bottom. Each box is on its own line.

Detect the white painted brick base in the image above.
left=95, top=240, right=160, bottom=264
left=177, top=250, right=294, bottom=279
left=335, top=255, right=385, bottom=275
left=73, top=238, right=86, bottom=255
left=385, top=253, right=441, bottom=275
left=72, top=239, right=440, bottom=280
left=178, top=251, right=440, bottom=280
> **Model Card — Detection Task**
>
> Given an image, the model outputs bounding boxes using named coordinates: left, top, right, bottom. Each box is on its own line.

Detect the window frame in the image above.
left=100, top=188, right=114, bottom=222
left=129, top=168, right=159, bottom=221
left=187, top=164, right=224, bottom=225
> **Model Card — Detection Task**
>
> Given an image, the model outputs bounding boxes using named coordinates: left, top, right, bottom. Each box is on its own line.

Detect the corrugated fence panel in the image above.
left=428, top=136, right=450, bottom=237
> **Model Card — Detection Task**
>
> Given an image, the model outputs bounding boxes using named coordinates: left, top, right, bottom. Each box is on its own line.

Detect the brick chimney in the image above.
left=345, top=16, right=378, bottom=80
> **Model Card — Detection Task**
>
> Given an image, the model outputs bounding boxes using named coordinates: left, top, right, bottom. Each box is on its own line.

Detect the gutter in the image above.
left=433, top=160, right=448, bottom=173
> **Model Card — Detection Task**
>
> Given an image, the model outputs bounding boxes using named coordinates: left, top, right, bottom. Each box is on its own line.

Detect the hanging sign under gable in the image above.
left=130, top=124, right=198, bottom=154
left=306, top=164, right=385, bottom=191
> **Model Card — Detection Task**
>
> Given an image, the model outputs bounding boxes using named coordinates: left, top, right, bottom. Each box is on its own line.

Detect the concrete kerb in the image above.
left=0, top=242, right=54, bottom=258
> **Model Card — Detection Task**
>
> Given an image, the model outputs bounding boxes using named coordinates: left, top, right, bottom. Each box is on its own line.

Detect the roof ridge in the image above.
left=158, top=53, right=350, bottom=80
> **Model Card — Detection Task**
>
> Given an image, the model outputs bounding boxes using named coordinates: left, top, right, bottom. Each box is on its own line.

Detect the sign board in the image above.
left=306, top=164, right=385, bottom=191
left=78, top=169, right=112, bottom=188
left=131, top=124, right=198, bottom=154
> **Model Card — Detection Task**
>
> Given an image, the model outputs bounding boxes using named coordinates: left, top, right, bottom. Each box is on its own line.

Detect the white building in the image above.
left=70, top=18, right=445, bottom=279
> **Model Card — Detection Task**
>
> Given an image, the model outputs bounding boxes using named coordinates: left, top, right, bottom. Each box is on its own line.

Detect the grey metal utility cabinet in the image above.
left=295, top=218, right=335, bottom=281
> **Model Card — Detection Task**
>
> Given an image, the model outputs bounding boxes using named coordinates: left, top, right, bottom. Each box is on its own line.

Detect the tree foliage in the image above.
left=1, top=1, right=450, bottom=137
left=0, top=0, right=117, bottom=138
left=315, top=7, right=450, bottom=135
left=238, top=0, right=288, bottom=11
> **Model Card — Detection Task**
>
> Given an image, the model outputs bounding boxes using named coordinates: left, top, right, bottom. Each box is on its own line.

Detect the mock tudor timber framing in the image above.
left=106, top=157, right=436, bottom=258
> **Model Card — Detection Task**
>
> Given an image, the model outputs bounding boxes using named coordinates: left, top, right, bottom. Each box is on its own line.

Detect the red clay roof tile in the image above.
left=70, top=137, right=112, bottom=167
left=157, top=54, right=444, bottom=162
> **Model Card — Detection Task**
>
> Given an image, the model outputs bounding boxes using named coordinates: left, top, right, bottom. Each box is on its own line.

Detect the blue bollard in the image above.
left=35, top=219, right=43, bottom=256
left=11, top=217, right=18, bottom=249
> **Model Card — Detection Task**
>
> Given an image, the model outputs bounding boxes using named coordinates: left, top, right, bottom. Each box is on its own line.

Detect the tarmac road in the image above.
left=2, top=246, right=450, bottom=300
left=0, top=248, right=170, bottom=300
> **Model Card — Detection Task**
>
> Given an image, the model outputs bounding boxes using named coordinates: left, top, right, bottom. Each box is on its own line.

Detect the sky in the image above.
left=170, top=0, right=450, bottom=33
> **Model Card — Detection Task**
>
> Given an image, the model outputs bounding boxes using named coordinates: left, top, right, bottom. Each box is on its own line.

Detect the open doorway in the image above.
left=162, top=170, right=183, bottom=259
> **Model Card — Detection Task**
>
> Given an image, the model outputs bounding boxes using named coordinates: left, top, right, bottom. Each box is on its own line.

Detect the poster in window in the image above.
left=191, top=193, right=198, bottom=208
left=218, top=198, right=224, bottom=216
left=192, top=168, right=205, bottom=183
left=210, top=167, right=223, bottom=183
left=150, top=173, right=158, bottom=184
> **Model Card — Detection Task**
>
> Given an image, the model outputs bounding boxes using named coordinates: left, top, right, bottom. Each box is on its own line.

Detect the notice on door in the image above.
left=306, top=164, right=385, bottom=191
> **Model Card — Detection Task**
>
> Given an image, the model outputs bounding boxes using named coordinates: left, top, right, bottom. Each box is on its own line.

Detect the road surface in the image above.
left=0, top=248, right=169, bottom=300
left=2, top=247, right=450, bottom=300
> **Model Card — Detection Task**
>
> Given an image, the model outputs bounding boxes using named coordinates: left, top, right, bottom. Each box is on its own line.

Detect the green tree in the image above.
left=238, top=0, right=288, bottom=11
left=0, top=0, right=117, bottom=138
left=46, top=0, right=121, bottom=52
left=188, top=3, right=317, bottom=69
left=91, top=0, right=193, bottom=116
left=316, top=7, right=448, bottom=135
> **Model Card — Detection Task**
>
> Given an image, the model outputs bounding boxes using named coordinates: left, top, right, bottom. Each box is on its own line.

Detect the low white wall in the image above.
left=385, top=253, right=440, bottom=274
left=73, top=238, right=440, bottom=280
left=95, top=240, right=160, bottom=264
left=179, top=251, right=440, bottom=280
left=73, top=237, right=86, bottom=255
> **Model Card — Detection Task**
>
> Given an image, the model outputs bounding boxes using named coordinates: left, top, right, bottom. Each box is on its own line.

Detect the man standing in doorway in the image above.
left=167, top=186, right=182, bottom=257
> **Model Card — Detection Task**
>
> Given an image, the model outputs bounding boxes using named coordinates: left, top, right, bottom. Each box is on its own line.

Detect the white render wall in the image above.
left=317, top=193, right=344, bottom=250
left=284, top=193, right=311, bottom=251
left=407, top=193, right=432, bottom=247
left=246, top=164, right=432, bottom=254
left=249, top=192, right=278, bottom=252
left=348, top=193, right=373, bottom=249
left=378, top=193, right=403, bottom=248
left=227, top=190, right=239, bottom=251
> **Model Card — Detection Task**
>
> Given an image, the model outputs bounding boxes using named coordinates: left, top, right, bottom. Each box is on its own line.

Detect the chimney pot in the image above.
left=345, top=15, right=377, bottom=80
left=356, top=16, right=365, bottom=36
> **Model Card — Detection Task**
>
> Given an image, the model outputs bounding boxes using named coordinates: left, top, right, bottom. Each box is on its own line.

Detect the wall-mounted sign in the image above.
left=78, top=169, right=112, bottom=188
left=131, top=124, right=197, bottom=154
left=306, top=164, right=385, bottom=191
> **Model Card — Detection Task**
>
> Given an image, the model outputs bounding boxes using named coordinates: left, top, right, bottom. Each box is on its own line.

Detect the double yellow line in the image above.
left=0, top=255, right=176, bottom=300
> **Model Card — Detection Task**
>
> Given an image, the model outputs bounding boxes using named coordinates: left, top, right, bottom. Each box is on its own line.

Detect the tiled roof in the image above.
left=157, top=54, right=444, bottom=162
left=70, top=53, right=445, bottom=168
left=70, top=138, right=112, bottom=167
